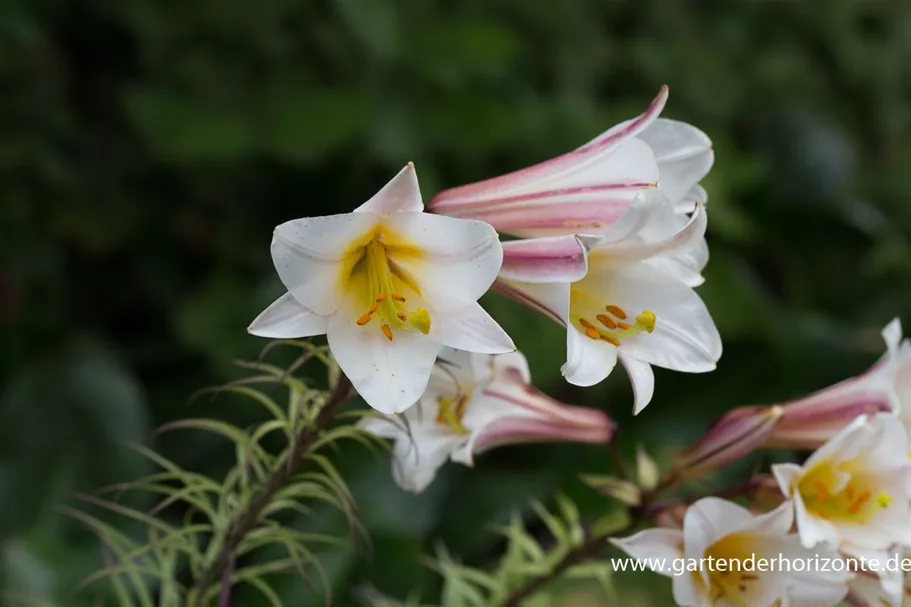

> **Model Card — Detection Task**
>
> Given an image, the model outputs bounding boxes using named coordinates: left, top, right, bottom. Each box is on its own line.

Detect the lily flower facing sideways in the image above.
left=358, top=347, right=615, bottom=493
left=494, top=190, right=721, bottom=414
left=247, top=163, right=514, bottom=415
left=772, top=413, right=911, bottom=559
left=612, top=497, right=849, bottom=607
left=427, top=85, right=713, bottom=239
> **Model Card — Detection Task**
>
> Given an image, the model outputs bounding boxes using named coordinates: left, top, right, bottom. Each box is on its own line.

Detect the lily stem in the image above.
left=189, top=373, right=354, bottom=604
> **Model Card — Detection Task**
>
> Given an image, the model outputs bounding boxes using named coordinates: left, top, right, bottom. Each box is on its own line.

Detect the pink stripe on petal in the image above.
left=472, top=412, right=615, bottom=455
left=576, top=85, right=669, bottom=154
left=500, top=236, right=590, bottom=283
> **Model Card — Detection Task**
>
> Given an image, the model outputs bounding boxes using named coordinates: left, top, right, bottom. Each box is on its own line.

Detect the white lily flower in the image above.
left=772, top=413, right=911, bottom=557
left=612, top=497, right=849, bottom=607
left=358, top=347, right=615, bottom=493
left=845, top=549, right=907, bottom=607
left=248, top=163, right=515, bottom=414
left=495, top=190, right=721, bottom=414
left=428, top=85, right=713, bottom=238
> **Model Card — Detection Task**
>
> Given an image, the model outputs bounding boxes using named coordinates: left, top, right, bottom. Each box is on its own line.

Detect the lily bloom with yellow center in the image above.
left=772, top=413, right=911, bottom=558
left=612, top=497, right=849, bottom=607
left=358, top=347, right=615, bottom=493
left=494, top=189, right=721, bottom=414
left=247, top=163, right=515, bottom=415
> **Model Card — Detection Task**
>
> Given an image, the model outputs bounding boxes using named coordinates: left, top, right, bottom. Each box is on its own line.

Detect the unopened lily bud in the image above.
left=652, top=501, right=688, bottom=529
left=671, top=405, right=783, bottom=479
left=428, top=85, right=712, bottom=238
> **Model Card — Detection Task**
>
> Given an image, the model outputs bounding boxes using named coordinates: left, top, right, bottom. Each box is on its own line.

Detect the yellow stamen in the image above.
left=436, top=395, right=469, bottom=435
left=392, top=293, right=406, bottom=302
left=374, top=294, right=388, bottom=302
left=576, top=306, right=658, bottom=347
left=606, top=305, right=627, bottom=319
left=381, top=324, right=393, bottom=341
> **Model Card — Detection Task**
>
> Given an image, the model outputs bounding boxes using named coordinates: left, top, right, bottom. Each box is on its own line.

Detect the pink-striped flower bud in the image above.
left=428, top=85, right=713, bottom=239
left=671, top=405, right=783, bottom=480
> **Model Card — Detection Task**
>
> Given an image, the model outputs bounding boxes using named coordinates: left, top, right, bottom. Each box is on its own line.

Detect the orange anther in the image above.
left=579, top=318, right=597, bottom=330
left=606, top=305, right=627, bottom=319
left=616, top=321, right=632, bottom=330
left=845, top=486, right=855, bottom=500
left=596, top=314, right=618, bottom=329
left=585, top=327, right=600, bottom=340
left=357, top=314, right=372, bottom=326
left=392, top=293, right=406, bottom=302
left=601, top=335, right=621, bottom=347
left=397, top=312, right=408, bottom=321
left=375, top=294, right=388, bottom=302
left=814, top=481, right=829, bottom=502
left=381, top=324, right=393, bottom=341
left=368, top=302, right=380, bottom=314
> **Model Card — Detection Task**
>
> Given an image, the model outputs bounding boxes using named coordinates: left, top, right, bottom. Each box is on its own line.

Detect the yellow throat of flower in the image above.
left=703, top=533, right=760, bottom=607
left=798, top=460, right=892, bottom=523
left=347, top=235, right=431, bottom=341
left=436, top=394, right=469, bottom=435
left=575, top=303, right=656, bottom=347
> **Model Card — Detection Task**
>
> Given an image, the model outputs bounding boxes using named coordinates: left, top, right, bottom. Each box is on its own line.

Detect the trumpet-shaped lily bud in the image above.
left=671, top=405, right=784, bottom=479
left=766, top=318, right=909, bottom=450
left=247, top=163, right=515, bottom=415
left=428, top=85, right=713, bottom=239
left=359, top=347, right=615, bottom=493
left=612, top=498, right=849, bottom=607
left=773, top=413, right=911, bottom=558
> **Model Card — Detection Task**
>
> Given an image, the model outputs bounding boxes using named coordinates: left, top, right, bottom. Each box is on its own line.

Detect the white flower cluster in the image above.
left=247, top=86, right=719, bottom=491
left=616, top=398, right=911, bottom=607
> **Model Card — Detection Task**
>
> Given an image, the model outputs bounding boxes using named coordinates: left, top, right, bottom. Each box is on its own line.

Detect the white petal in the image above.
left=562, top=325, right=617, bottom=387
left=271, top=211, right=380, bottom=316
left=247, top=292, right=328, bottom=338
left=675, top=183, right=708, bottom=214
left=327, top=297, right=442, bottom=415
left=742, top=500, right=794, bottom=536
left=882, top=317, right=903, bottom=357
left=802, top=414, right=873, bottom=470
left=577, top=85, right=669, bottom=153
left=792, top=490, right=841, bottom=549
left=771, top=463, right=802, bottom=498
left=440, top=302, right=515, bottom=354
left=493, top=279, right=570, bottom=326
left=358, top=413, right=407, bottom=439
left=579, top=262, right=721, bottom=372
left=609, top=528, right=682, bottom=578
left=595, top=197, right=708, bottom=263
left=682, top=497, right=755, bottom=565
left=383, top=212, right=502, bottom=309
left=390, top=428, right=465, bottom=493
left=848, top=569, right=900, bottom=607
left=491, top=350, right=532, bottom=385
left=499, top=235, right=591, bottom=283
left=771, top=537, right=850, bottom=607
left=618, top=353, right=655, bottom=415
left=637, top=118, right=714, bottom=209
left=355, top=162, right=423, bottom=215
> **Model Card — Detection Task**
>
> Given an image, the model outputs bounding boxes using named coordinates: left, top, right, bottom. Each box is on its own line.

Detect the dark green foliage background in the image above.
left=2, top=0, right=910, bottom=604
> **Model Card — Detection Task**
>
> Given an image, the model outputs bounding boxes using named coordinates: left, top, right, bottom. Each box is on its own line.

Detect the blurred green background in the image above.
left=2, top=0, right=911, bottom=604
